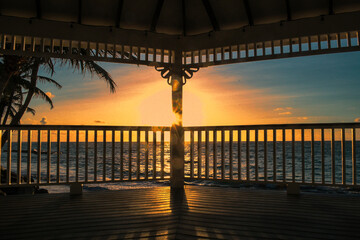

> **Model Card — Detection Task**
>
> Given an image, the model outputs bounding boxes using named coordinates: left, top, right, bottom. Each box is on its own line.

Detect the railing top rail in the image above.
left=0, top=125, right=170, bottom=131
left=184, top=122, right=360, bottom=131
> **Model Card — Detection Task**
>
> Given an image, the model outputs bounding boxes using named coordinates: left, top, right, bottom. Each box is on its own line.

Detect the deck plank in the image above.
left=0, top=186, right=359, bottom=239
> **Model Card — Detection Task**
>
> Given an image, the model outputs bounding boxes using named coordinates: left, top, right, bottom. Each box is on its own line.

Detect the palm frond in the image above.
left=32, top=87, right=54, bottom=109
left=26, top=107, right=36, bottom=115
left=83, top=60, right=117, bottom=93
left=37, top=75, right=62, bottom=89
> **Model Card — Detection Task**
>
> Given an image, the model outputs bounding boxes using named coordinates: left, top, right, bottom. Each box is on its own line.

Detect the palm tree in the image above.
left=0, top=54, right=117, bottom=148
left=0, top=64, right=61, bottom=125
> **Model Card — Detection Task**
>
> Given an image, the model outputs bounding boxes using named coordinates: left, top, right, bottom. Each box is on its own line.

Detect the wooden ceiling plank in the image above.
left=243, top=0, right=254, bottom=26
left=78, top=0, right=82, bottom=24
left=285, top=0, right=292, bottom=21
left=115, top=0, right=124, bottom=28
left=202, top=0, right=220, bottom=31
left=150, top=0, right=164, bottom=32
left=36, top=0, right=42, bottom=19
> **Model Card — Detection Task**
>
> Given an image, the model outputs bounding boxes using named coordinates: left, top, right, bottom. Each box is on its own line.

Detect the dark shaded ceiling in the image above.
left=1, top=0, right=360, bottom=36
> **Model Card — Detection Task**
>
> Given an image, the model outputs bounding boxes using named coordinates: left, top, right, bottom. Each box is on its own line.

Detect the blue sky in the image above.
left=26, top=51, right=360, bottom=126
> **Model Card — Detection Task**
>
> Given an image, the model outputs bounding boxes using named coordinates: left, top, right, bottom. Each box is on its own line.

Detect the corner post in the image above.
left=170, top=51, right=184, bottom=188
left=155, top=51, right=198, bottom=189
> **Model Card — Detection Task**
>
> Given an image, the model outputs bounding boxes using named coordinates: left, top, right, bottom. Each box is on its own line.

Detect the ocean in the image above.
left=1, top=141, right=360, bottom=193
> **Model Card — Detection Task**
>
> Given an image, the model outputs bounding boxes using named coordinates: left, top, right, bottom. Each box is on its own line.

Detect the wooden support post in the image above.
left=170, top=51, right=184, bottom=189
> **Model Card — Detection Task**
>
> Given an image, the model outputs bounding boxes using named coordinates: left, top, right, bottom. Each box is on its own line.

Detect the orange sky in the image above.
left=24, top=66, right=310, bottom=127
left=23, top=52, right=360, bottom=128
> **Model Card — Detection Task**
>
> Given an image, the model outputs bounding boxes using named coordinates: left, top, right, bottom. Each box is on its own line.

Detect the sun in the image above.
left=138, top=86, right=204, bottom=126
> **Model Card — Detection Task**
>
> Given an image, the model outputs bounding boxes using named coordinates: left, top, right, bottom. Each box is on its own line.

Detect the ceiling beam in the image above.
left=115, top=0, right=123, bottom=28
left=181, top=11, right=360, bottom=51
left=36, top=0, right=42, bottom=19
left=182, top=0, right=186, bottom=36
left=150, top=0, right=164, bottom=32
left=329, top=0, right=334, bottom=15
left=202, top=0, right=220, bottom=31
left=243, top=0, right=253, bottom=26
left=285, top=0, right=291, bottom=21
left=2, top=11, right=360, bottom=52
left=77, top=0, right=82, bottom=24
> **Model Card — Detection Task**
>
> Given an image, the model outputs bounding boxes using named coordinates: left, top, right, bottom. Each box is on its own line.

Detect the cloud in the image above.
left=45, top=92, right=55, bottom=99
left=40, top=117, right=47, bottom=125
left=278, top=111, right=292, bottom=115
left=22, top=118, right=38, bottom=124
left=297, top=117, right=309, bottom=120
left=94, top=120, right=105, bottom=124
left=355, top=117, right=360, bottom=122
left=274, top=107, right=292, bottom=111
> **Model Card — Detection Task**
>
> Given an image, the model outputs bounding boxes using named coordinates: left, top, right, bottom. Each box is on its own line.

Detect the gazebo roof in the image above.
left=1, top=0, right=360, bottom=67
left=2, top=0, right=360, bottom=36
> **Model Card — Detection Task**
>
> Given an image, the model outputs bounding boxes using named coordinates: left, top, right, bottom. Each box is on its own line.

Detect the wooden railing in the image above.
left=0, top=125, right=170, bottom=186
left=184, top=123, right=360, bottom=187
left=2, top=123, right=360, bottom=188
left=184, top=31, right=360, bottom=68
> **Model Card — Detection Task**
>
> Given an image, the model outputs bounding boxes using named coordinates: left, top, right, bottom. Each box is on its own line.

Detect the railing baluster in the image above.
left=205, top=130, right=209, bottom=179
left=282, top=129, right=286, bottom=182
left=273, top=129, right=277, bottom=182
left=0, top=130, right=2, bottom=184
left=27, top=130, right=32, bottom=184
left=229, top=130, right=233, bottom=180
left=76, top=130, right=80, bottom=182
left=129, top=130, right=132, bottom=180
left=246, top=129, right=250, bottom=181
left=292, top=129, right=295, bottom=183
left=103, top=130, right=106, bottom=181
left=112, top=130, right=115, bottom=181
left=120, top=130, right=123, bottom=181
left=161, top=130, right=165, bottom=179
left=342, top=128, right=346, bottom=185
left=153, top=131, right=156, bottom=180
left=221, top=130, right=225, bottom=180
left=57, top=130, right=60, bottom=183
left=321, top=128, right=325, bottom=184
left=85, top=130, right=88, bottom=183
left=198, top=130, right=202, bottom=179
left=238, top=129, right=241, bottom=181
left=145, top=130, right=148, bottom=180
left=301, top=128, right=305, bottom=183
left=2, top=123, right=359, bottom=188
left=37, top=130, right=41, bottom=184
left=94, top=130, right=97, bottom=182
left=190, top=130, right=194, bottom=178
left=264, top=129, right=268, bottom=182
left=311, top=128, right=315, bottom=184
left=65, top=130, right=69, bottom=183
left=17, top=130, right=22, bottom=184
left=352, top=128, right=357, bottom=185
left=331, top=128, right=335, bottom=185
left=137, top=130, right=140, bottom=180
left=255, top=129, right=258, bottom=181
left=7, top=130, right=12, bottom=184
left=213, top=131, right=217, bottom=179
left=47, top=130, right=51, bottom=183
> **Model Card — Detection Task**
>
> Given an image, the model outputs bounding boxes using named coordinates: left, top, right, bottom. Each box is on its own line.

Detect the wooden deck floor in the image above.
left=1, top=186, right=360, bottom=240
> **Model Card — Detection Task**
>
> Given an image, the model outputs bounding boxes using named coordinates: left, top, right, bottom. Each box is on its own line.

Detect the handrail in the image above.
left=184, top=122, right=360, bottom=130
left=1, top=123, right=359, bottom=188
left=0, top=126, right=171, bottom=186
left=0, top=125, right=170, bottom=131
left=184, top=123, right=360, bottom=187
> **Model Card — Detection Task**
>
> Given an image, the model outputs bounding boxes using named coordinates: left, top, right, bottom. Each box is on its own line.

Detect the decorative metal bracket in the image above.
left=155, top=66, right=199, bottom=85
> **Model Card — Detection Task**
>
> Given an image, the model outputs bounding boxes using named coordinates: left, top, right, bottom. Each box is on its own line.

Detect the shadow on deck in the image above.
left=1, top=186, right=359, bottom=239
